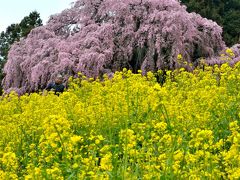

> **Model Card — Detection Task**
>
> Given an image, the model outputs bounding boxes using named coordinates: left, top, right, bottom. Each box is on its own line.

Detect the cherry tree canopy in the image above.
left=3, top=0, right=227, bottom=94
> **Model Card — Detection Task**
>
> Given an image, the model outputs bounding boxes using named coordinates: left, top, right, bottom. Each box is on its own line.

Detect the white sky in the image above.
left=0, top=0, right=75, bottom=32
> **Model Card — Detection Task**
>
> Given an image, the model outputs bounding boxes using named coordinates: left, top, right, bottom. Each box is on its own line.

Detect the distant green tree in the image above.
left=0, top=11, right=42, bottom=95
left=20, top=11, right=43, bottom=37
left=223, top=9, right=240, bottom=46
left=181, top=0, right=240, bottom=46
left=0, top=24, right=21, bottom=61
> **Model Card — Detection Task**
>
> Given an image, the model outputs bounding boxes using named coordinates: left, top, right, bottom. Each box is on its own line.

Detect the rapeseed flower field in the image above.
left=1, top=60, right=240, bottom=179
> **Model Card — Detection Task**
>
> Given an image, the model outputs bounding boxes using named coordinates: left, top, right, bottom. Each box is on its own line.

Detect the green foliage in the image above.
left=181, top=0, right=240, bottom=46
left=19, top=11, right=42, bottom=37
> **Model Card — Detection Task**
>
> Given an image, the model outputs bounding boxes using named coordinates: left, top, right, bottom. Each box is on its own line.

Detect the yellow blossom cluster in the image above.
left=220, top=48, right=235, bottom=61
left=1, top=61, right=240, bottom=179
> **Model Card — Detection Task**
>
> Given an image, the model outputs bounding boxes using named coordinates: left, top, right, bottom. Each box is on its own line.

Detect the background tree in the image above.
left=0, top=11, right=42, bottom=94
left=2, top=0, right=226, bottom=94
left=181, top=0, right=240, bottom=46
left=20, top=11, right=43, bottom=37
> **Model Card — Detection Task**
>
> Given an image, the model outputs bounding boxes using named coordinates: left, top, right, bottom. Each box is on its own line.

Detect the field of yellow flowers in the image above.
left=1, top=61, right=240, bottom=179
